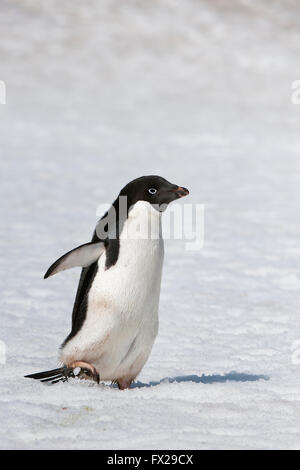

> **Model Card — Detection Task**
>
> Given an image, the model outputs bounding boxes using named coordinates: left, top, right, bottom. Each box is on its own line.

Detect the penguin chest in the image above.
left=90, top=200, right=164, bottom=319
left=91, top=236, right=164, bottom=323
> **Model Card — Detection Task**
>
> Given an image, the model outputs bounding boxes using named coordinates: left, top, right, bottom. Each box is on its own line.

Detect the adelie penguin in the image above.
left=25, top=176, right=189, bottom=389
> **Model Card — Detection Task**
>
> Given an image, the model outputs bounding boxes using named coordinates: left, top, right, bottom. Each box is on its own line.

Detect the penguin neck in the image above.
left=98, top=200, right=163, bottom=270
left=120, top=200, right=162, bottom=241
left=94, top=198, right=163, bottom=243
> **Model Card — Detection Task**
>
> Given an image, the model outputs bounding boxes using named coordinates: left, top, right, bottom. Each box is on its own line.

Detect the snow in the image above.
left=1, top=0, right=300, bottom=450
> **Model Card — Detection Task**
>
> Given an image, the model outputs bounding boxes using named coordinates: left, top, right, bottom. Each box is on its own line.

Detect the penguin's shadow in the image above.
left=131, top=371, right=269, bottom=388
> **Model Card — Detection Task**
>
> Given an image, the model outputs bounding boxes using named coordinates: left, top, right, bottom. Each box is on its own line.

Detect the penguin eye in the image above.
left=148, top=188, right=157, bottom=195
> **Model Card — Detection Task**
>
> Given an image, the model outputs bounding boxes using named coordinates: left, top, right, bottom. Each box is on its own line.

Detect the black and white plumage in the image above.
left=25, top=176, right=189, bottom=389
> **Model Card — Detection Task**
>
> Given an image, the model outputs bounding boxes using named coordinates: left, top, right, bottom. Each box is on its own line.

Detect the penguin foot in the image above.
left=117, top=378, right=133, bottom=390
left=69, top=361, right=100, bottom=384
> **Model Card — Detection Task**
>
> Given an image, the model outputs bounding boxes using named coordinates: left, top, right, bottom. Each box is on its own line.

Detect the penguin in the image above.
left=25, top=176, right=189, bottom=389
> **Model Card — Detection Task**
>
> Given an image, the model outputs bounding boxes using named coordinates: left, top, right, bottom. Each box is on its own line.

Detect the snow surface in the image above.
left=1, top=0, right=300, bottom=450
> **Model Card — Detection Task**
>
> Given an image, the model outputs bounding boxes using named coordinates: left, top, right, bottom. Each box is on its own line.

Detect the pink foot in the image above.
left=117, top=378, right=133, bottom=390
left=69, top=361, right=100, bottom=384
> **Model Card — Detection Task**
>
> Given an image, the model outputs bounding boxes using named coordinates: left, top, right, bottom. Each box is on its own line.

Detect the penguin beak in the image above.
left=173, top=186, right=189, bottom=198
left=158, top=182, right=189, bottom=207
left=176, top=186, right=189, bottom=198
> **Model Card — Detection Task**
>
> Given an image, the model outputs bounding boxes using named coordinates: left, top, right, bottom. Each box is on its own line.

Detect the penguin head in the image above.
left=120, top=175, right=189, bottom=211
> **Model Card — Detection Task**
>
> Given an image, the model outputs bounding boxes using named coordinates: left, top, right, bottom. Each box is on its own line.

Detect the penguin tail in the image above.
left=24, top=366, right=75, bottom=384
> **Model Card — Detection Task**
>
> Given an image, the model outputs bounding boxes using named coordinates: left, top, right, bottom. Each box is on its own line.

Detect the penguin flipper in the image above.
left=44, top=241, right=105, bottom=279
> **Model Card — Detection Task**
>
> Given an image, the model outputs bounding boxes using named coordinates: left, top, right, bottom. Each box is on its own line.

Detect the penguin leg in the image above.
left=69, top=361, right=100, bottom=384
left=117, top=378, right=133, bottom=390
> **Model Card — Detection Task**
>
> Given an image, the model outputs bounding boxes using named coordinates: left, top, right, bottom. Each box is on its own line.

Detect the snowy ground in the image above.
left=1, top=0, right=300, bottom=449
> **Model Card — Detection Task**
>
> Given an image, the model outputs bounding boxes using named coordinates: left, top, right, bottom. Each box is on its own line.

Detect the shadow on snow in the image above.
left=131, top=372, right=269, bottom=388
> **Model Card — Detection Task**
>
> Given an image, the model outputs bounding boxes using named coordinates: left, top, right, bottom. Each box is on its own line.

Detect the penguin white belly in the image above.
left=60, top=202, right=164, bottom=382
